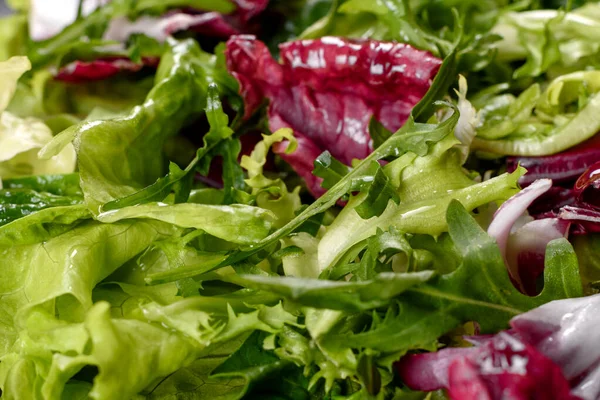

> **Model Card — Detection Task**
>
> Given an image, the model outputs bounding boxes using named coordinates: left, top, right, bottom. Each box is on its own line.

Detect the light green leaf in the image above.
left=0, top=57, right=76, bottom=180
left=40, top=39, right=215, bottom=213
left=0, top=216, right=179, bottom=356
left=97, top=202, right=274, bottom=245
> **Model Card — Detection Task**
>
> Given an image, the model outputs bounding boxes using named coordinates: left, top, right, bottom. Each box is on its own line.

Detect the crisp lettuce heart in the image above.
left=0, top=57, right=76, bottom=181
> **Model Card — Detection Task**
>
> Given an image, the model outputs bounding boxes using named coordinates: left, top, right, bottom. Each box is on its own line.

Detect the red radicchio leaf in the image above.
left=487, top=179, right=570, bottom=295
left=104, top=1, right=269, bottom=43
left=232, top=0, right=269, bottom=22
left=32, top=0, right=268, bottom=42
left=51, top=1, right=269, bottom=82
left=507, top=133, right=600, bottom=187
left=511, top=294, right=600, bottom=400
left=574, top=160, right=600, bottom=210
left=103, top=13, right=240, bottom=43
left=225, top=35, right=441, bottom=197
left=396, top=332, right=579, bottom=400
left=528, top=185, right=576, bottom=218
left=558, top=205, right=600, bottom=234
left=54, top=57, right=159, bottom=83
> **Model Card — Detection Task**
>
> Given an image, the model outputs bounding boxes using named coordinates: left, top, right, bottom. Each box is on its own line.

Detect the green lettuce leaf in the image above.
left=493, top=3, right=600, bottom=78
left=317, top=121, right=523, bottom=271
left=0, top=187, right=82, bottom=227
left=97, top=203, right=274, bottom=245
left=0, top=216, right=179, bottom=355
left=101, top=82, right=235, bottom=211
left=40, top=39, right=217, bottom=213
left=0, top=14, right=27, bottom=62
left=0, top=57, right=76, bottom=179
left=2, top=275, right=299, bottom=398
left=2, top=173, right=82, bottom=196
left=143, top=336, right=250, bottom=399
left=472, top=70, right=600, bottom=155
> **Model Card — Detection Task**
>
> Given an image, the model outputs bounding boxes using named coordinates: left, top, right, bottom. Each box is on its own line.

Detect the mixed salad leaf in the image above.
left=0, top=1, right=600, bottom=399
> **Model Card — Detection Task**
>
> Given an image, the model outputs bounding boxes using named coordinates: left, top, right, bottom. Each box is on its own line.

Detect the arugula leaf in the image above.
left=314, top=154, right=399, bottom=219
left=353, top=162, right=400, bottom=219
left=369, top=118, right=393, bottom=150
left=336, top=200, right=582, bottom=354
left=186, top=106, right=461, bottom=281
left=312, top=151, right=351, bottom=191
left=209, top=331, right=316, bottom=400
left=223, top=272, right=434, bottom=312
left=27, top=3, right=118, bottom=68
left=317, top=152, right=522, bottom=272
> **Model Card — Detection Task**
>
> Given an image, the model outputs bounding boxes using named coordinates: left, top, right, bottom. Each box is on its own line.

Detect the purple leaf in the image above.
left=225, top=35, right=441, bottom=196
left=507, top=133, right=600, bottom=187
left=32, top=0, right=268, bottom=41
left=55, top=57, right=159, bottom=82
left=396, top=332, right=579, bottom=400
left=103, top=13, right=240, bottom=43
left=395, top=346, right=474, bottom=391
left=574, top=160, right=600, bottom=210
left=511, top=294, right=600, bottom=400
left=487, top=179, right=569, bottom=294
left=104, top=1, right=269, bottom=43
left=528, top=185, right=576, bottom=218
left=558, top=205, right=600, bottom=234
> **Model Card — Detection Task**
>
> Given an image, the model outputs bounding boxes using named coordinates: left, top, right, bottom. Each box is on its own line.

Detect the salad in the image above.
left=1, top=0, right=600, bottom=399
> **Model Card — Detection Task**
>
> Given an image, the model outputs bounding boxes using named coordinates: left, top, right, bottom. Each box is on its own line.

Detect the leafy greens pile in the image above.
left=1, top=0, right=600, bottom=399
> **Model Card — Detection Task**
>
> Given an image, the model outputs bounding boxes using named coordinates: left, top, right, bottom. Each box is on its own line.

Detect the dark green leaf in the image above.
left=2, top=173, right=82, bottom=196
left=313, top=151, right=352, bottom=191
left=354, top=162, right=400, bottom=219
left=224, top=271, right=434, bottom=312
left=369, top=118, right=393, bottom=150
left=338, top=200, right=582, bottom=354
